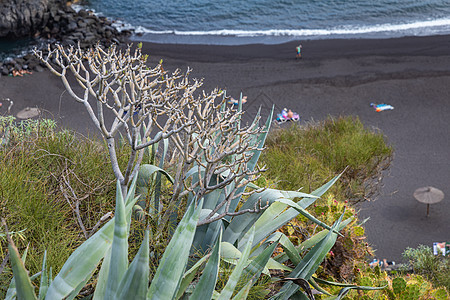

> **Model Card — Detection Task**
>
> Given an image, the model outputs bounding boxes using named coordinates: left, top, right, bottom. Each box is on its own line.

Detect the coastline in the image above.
left=1, top=34, right=450, bottom=262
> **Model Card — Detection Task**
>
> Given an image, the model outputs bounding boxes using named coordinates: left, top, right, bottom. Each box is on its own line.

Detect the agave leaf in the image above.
left=38, top=251, right=48, bottom=299
left=184, top=165, right=205, bottom=180
left=322, top=284, right=387, bottom=300
left=238, top=173, right=343, bottom=251
left=203, top=175, right=224, bottom=210
left=223, top=189, right=287, bottom=245
left=266, top=258, right=292, bottom=272
left=115, top=229, right=150, bottom=299
left=8, top=241, right=37, bottom=300
left=274, top=217, right=353, bottom=264
left=147, top=199, right=203, bottom=299
left=225, top=107, right=273, bottom=219
left=308, top=277, right=332, bottom=296
left=225, top=188, right=317, bottom=248
left=218, top=227, right=255, bottom=300
left=277, top=278, right=314, bottom=300
left=313, top=276, right=384, bottom=289
left=271, top=212, right=345, bottom=299
left=194, top=200, right=225, bottom=253
left=279, top=233, right=301, bottom=265
left=237, top=201, right=289, bottom=250
left=66, top=270, right=96, bottom=300
left=276, top=199, right=340, bottom=235
left=137, top=163, right=174, bottom=186
left=105, top=181, right=129, bottom=299
left=315, top=276, right=386, bottom=300
left=5, top=245, right=30, bottom=300
left=176, top=254, right=211, bottom=299
left=190, top=231, right=222, bottom=299
left=240, top=239, right=278, bottom=285
left=247, top=105, right=273, bottom=171
left=152, top=138, right=168, bottom=215
left=260, top=231, right=302, bottom=266
left=298, top=173, right=343, bottom=209
left=231, top=279, right=253, bottom=300
left=237, top=92, right=244, bottom=118
left=220, top=242, right=242, bottom=265
left=47, top=179, right=140, bottom=299
left=92, top=247, right=112, bottom=300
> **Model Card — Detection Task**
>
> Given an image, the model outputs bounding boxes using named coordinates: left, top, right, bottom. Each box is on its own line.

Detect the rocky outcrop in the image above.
left=0, top=0, right=50, bottom=38
left=0, top=0, right=132, bottom=75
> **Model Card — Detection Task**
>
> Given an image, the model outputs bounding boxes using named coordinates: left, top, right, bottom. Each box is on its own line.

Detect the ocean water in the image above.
left=80, top=0, right=450, bottom=44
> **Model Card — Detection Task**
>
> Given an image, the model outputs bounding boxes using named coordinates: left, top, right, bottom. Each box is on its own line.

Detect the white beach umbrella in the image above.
left=413, top=186, right=444, bottom=217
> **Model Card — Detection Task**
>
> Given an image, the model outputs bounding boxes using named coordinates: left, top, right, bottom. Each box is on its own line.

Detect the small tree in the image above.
left=34, top=43, right=267, bottom=224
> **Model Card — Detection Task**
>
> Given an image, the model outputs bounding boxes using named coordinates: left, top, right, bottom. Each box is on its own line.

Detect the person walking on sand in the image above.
left=296, top=44, right=302, bottom=59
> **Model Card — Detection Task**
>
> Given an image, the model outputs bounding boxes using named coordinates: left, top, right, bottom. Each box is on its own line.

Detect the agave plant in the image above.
left=130, top=95, right=384, bottom=298
left=21, top=43, right=383, bottom=297
left=4, top=173, right=282, bottom=299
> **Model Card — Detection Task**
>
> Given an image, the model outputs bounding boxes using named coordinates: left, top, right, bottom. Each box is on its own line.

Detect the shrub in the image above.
left=262, top=116, right=393, bottom=203
left=402, top=245, right=450, bottom=291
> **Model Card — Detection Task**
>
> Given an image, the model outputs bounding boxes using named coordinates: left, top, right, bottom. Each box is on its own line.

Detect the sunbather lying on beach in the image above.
left=369, top=258, right=395, bottom=270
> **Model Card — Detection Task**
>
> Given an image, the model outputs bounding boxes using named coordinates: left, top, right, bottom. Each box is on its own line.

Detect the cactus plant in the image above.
left=392, top=277, right=407, bottom=295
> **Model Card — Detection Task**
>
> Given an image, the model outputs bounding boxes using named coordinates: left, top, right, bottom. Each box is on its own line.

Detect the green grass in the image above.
left=261, top=116, right=393, bottom=202
left=0, top=118, right=130, bottom=296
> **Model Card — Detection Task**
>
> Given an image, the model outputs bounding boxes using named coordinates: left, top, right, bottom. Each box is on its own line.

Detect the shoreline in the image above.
left=1, top=34, right=450, bottom=262
left=134, top=34, right=450, bottom=63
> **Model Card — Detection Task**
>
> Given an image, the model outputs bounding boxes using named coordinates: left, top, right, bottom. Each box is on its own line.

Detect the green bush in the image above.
left=262, top=116, right=393, bottom=203
left=402, top=245, right=450, bottom=291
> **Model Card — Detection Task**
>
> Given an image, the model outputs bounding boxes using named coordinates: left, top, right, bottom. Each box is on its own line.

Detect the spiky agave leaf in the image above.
left=175, top=254, right=211, bottom=299
left=312, top=277, right=386, bottom=300
left=271, top=211, right=346, bottom=299
left=218, top=227, right=255, bottom=300
left=147, top=199, right=203, bottom=299
left=7, top=239, right=37, bottom=300
left=38, top=251, right=48, bottom=300
left=274, top=217, right=353, bottom=264
left=190, top=231, right=222, bottom=299
left=115, top=229, right=150, bottom=299
left=105, top=181, right=129, bottom=298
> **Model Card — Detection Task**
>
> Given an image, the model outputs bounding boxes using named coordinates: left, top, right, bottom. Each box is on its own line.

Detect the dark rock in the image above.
left=1, top=0, right=134, bottom=65
left=67, top=21, right=78, bottom=32
left=84, top=33, right=97, bottom=44
left=0, top=0, right=50, bottom=38
left=35, top=65, right=44, bottom=72
left=78, top=20, right=87, bottom=28
left=79, top=9, right=89, bottom=18
left=71, top=32, right=84, bottom=40
left=27, top=60, right=38, bottom=70
left=51, top=24, right=60, bottom=34
left=1, top=67, right=9, bottom=76
left=23, top=54, right=34, bottom=61
left=4, top=57, right=15, bottom=66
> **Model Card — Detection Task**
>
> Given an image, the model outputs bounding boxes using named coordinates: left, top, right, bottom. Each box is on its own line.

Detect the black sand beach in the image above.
left=1, top=35, right=450, bottom=262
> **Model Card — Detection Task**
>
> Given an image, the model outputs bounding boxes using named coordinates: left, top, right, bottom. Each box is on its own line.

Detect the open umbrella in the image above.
left=413, top=186, right=444, bottom=217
